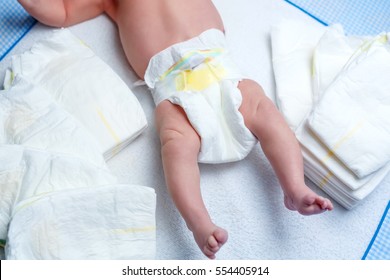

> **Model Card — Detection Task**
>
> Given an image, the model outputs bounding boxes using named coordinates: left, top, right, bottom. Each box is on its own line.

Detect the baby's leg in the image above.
left=238, top=80, right=333, bottom=215
left=155, top=101, right=228, bottom=259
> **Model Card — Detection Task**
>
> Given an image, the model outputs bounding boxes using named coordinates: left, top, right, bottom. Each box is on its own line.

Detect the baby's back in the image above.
left=109, top=0, right=224, bottom=78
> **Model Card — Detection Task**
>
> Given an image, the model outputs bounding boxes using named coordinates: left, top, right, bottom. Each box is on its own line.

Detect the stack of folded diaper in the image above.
left=3, top=29, right=147, bottom=160
left=271, top=20, right=390, bottom=209
left=0, top=29, right=156, bottom=259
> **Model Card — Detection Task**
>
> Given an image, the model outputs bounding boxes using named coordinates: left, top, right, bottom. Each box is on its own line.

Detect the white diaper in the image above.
left=8, top=29, right=147, bottom=160
left=0, top=76, right=156, bottom=259
left=271, top=19, right=327, bottom=131
left=6, top=184, right=156, bottom=260
left=308, top=33, right=390, bottom=178
left=144, top=29, right=257, bottom=163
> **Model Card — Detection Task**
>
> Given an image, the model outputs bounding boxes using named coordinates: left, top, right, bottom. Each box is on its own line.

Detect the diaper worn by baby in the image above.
left=144, top=29, right=257, bottom=164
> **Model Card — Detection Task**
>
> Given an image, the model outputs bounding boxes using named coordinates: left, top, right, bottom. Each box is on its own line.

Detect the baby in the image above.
left=18, top=0, right=333, bottom=259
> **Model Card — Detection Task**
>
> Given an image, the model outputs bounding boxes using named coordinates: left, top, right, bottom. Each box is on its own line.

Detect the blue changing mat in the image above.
left=0, top=0, right=36, bottom=61
left=363, top=201, right=390, bottom=260
left=285, top=0, right=390, bottom=35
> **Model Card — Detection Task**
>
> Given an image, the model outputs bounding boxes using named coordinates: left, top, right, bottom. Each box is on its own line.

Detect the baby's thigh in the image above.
left=238, top=79, right=267, bottom=123
left=155, top=101, right=200, bottom=145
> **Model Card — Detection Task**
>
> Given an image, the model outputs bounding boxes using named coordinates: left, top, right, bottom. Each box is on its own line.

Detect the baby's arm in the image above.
left=18, top=0, right=105, bottom=27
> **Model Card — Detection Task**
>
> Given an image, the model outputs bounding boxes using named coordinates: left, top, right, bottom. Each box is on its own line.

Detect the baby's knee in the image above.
left=238, top=79, right=270, bottom=127
left=160, top=127, right=200, bottom=158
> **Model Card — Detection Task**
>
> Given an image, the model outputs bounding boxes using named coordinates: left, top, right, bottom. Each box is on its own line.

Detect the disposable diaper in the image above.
left=6, top=184, right=156, bottom=259
left=308, top=34, right=390, bottom=178
left=271, top=19, right=390, bottom=208
left=0, top=145, right=24, bottom=242
left=301, top=144, right=389, bottom=209
left=312, top=25, right=368, bottom=99
left=296, top=121, right=390, bottom=190
left=271, top=19, right=326, bottom=130
left=145, top=29, right=257, bottom=163
left=0, top=144, right=117, bottom=243
left=8, top=29, right=147, bottom=160
left=0, top=75, right=105, bottom=167
left=0, top=76, right=156, bottom=259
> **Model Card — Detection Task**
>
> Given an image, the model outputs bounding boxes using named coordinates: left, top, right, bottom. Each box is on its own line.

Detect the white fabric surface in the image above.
left=1, top=0, right=390, bottom=260
left=145, top=29, right=257, bottom=163
left=7, top=29, right=147, bottom=160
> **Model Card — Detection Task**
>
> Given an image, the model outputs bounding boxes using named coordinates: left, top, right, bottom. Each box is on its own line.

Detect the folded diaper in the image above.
left=297, top=121, right=390, bottom=209
left=6, top=184, right=156, bottom=259
left=0, top=76, right=157, bottom=259
left=145, top=29, right=257, bottom=164
left=0, top=75, right=106, bottom=167
left=0, top=144, right=117, bottom=243
left=308, top=34, right=390, bottom=178
left=271, top=19, right=326, bottom=131
left=312, top=25, right=368, bottom=99
left=8, top=29, right=147, bottom=160
left=0, top=145, right=24, bottom=242
left=271, top=19, right=390, bottom=208
left=301, top=145, right=389, bottom=209
left=296, top=121, right=390, bottom=190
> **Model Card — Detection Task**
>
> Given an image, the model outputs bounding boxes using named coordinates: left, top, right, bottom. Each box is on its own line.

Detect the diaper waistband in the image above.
left=144, top=29, right=230, bottom=89
left=151, top=49, right=242, bottom=105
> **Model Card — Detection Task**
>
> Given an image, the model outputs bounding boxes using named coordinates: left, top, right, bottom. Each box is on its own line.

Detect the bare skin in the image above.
left=18, top=0, right=333, bottom=259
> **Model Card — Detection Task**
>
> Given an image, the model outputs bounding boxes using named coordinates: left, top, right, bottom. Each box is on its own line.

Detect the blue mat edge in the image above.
left=0, top=19, right=37, bottom=62
left=284, top=0, right=329, bottom=27
left=362, top=201, right=390, bottom=260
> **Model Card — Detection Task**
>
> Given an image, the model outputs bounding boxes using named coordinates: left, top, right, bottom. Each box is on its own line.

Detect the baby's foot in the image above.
left=284, top=187, right=333, bottom=215
left=192, top=223, right=228, bottom=259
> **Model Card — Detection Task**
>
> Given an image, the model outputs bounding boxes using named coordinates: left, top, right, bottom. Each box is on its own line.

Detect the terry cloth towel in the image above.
left=285, top=0, right=390, bottom=36
left=0, top=77, right=156, bottom=259
left=308, top=33, right=390, bottom=178
left=6, top=28, right=147, bottom=160
left=271, top=19, right=390, bottom=209
left=0, top=1, right=36, bottom=61
left=363, top=201, right=390, bottom=260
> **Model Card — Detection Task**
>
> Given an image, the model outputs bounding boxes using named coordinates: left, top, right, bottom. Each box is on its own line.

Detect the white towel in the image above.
left=8, top=29, right=147, bottom=160
left=308, top=34, right=390, bottom=178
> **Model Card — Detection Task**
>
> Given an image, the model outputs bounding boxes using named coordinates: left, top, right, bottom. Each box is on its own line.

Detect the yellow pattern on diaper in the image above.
left=96, top=108, right=121, bottom=144
left=319, top=119, right=366, bottom=165
left=175, top=60, right=226, bottom=91
left=112, top=226, right=156, bottom=234
left=319, top=171, right=334, bottom=189
left=160, top=48, right=227, bottom=92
